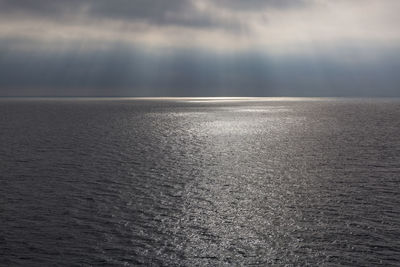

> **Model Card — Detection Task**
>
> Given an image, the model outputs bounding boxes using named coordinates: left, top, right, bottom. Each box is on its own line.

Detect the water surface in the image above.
left=1, top=98, right=400, bottom=266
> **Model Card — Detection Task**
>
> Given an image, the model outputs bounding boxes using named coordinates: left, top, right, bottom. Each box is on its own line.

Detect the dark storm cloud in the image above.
left=0, top=0, right=307, bottom=29
left=0, top=0, right=307, bottom=16
left=0, top=0, right=209, bottom=29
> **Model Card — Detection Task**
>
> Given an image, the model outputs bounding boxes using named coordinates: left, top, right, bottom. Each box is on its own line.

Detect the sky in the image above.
left=1, top=0, right=400, bottom=96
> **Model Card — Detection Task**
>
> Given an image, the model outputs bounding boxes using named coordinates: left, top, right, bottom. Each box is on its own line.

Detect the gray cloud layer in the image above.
left=2, top=0, right=400, bottom=49
left=0, top=0, right=315, bottom=38
left=214, top=0, right=308, bottom=10
left=0, top=0, right=231, bottom=30
left=0, top=0, right=306, bottom=24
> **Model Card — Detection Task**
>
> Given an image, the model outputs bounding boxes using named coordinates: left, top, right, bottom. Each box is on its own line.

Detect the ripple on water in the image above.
left=1, top=98, right=400, bottom=266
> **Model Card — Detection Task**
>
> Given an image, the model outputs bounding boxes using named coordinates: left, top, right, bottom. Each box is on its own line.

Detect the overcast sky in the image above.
left=1, top=0, right=400, bottom=96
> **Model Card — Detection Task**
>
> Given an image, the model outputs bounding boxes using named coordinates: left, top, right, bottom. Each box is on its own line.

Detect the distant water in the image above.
left=1, top=98, right=400, bottom=266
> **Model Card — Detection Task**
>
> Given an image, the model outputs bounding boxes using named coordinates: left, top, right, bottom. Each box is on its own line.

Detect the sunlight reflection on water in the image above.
left=1, top=98, right=400, bottom=266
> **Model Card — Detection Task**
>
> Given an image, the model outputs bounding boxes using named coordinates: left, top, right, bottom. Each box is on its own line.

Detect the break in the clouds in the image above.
left=1, top=0, right=400, bottom=96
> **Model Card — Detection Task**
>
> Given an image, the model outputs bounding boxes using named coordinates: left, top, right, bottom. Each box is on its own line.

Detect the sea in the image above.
left=1, top=98, right=399, bottom=266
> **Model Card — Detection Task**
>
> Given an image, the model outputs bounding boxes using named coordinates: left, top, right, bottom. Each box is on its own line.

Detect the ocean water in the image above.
left=1, top=98, right=400, bottom=266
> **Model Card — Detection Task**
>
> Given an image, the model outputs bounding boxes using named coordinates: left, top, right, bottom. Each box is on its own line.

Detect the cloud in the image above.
left=0, top=0, right=307, bottom=25
left=0, top=0, right=229, bottom=29
left=1, top=0, right=400, bottom=96
left=1, top=0, right=400, bottom=52
left=213, top=0, right=309, bottom=11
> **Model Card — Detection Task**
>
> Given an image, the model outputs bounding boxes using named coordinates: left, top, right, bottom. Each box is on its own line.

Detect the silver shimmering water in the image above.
left=1, top=98, right=400, bottom=266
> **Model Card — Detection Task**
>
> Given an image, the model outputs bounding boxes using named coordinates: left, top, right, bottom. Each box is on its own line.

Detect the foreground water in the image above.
left=1, top=98, right=400, bottom=266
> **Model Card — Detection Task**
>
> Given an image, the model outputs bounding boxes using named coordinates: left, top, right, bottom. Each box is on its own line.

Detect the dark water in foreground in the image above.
left=1, top=98, right=400, bottom=266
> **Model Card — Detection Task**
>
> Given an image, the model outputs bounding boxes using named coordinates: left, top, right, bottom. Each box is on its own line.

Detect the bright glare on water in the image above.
left=1, top=98, right=400, bottom=266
